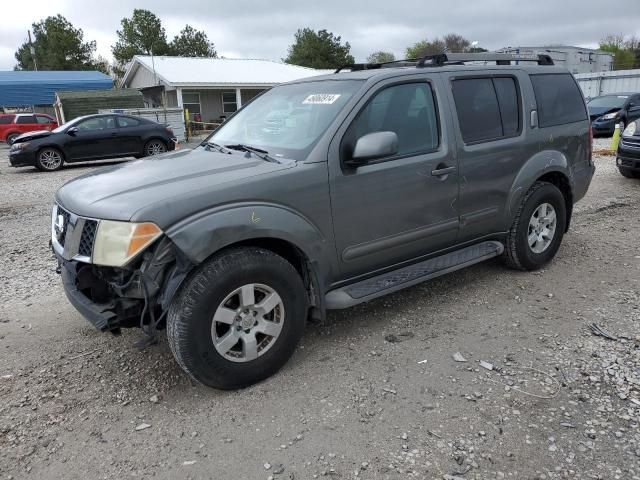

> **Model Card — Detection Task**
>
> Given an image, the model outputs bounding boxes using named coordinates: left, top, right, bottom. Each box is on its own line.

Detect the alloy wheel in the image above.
left=527, top=202, right=557, bottom=254
left=39, top=149, right=63, bottom=170
left=211, top=283, right=285, bottom=363
left=146, top=141, right=166, bottom=156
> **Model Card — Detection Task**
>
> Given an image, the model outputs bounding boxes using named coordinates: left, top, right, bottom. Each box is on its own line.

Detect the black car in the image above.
left=617, top=119, right=640, bottom=178
left=588, top=92, right=640, bottom=136
left=9, top=114, right=177, bottom=172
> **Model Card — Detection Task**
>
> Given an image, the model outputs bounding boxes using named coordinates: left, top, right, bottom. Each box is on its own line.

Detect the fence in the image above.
left=575, top=69, right=640, bottom=100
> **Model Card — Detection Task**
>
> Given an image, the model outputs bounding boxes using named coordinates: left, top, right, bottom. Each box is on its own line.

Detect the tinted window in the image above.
left=0, top=116, right=13, bottom=124
left=36, top=115, right=52, bottom=124
left=16, top=115, right=35, bottom=124
left=344, top=82, right=439, bottom=158
left=493, top=78, right=520, bottom=136
left=531, top=74, right=587, bottom=127
left=117, top=116, right=141, bottom=128
left=452, top=79, right=503, bottom=143
left=76, top=116, right=115, bottom=131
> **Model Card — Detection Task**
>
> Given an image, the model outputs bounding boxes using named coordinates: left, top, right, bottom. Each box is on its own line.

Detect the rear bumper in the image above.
left=572, top=163, right=596, bottom=204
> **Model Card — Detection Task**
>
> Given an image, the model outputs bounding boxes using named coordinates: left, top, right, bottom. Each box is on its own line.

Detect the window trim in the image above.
left=182, top=91, right=202, bottom=116
left=221, top=90, right=238, bottom=115
left=339, top=79, right=442, bottom=167
left=529, top=72, right=588, bottom=128
left=450, top=74, right=523, bottom=146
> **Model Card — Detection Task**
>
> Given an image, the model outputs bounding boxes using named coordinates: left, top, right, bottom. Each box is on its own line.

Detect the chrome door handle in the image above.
left=431, top=165, right=455, bottom=176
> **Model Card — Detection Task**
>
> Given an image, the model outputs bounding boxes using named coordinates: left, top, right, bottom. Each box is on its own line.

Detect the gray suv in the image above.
left=52, top=53, right=594, bottom=389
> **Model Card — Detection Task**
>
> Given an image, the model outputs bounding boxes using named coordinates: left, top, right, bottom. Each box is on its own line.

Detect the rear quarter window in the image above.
left=530, top=73, right=587, bottom=127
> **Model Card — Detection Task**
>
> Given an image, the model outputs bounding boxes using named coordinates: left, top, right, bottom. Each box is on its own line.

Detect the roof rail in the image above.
left=416, top=53, right=554, bottom=67
left=334, top=59, right=418, bottom=73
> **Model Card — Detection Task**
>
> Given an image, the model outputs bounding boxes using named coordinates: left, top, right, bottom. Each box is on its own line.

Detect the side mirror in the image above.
left=67, top=127, right=78, bottom=135
left=346, top=131, right=399, bottom=167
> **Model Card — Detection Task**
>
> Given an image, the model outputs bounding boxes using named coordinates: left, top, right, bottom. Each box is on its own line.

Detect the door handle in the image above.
left=431, top=165, right=456, bottom=177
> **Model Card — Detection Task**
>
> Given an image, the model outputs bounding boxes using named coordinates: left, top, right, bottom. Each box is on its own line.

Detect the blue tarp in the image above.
left=0, top=70, right=113, bottom=106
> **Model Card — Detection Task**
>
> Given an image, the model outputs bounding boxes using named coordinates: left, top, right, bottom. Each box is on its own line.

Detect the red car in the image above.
left=0, top=113, right=58, bottom=145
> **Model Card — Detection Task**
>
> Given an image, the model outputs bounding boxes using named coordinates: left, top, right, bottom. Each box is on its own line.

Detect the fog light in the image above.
left=616, top=158, right=622, bottom=165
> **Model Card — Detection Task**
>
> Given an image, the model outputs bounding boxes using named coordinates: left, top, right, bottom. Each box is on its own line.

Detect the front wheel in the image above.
left=167, top=247, right=308, bottom=389
left=504, top=181, right=567, bottom=271
left=35, top=147, right=64, bottom=171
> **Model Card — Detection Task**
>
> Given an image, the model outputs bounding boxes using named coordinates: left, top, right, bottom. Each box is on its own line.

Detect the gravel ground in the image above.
left=0, top=144, right=639, bottom=480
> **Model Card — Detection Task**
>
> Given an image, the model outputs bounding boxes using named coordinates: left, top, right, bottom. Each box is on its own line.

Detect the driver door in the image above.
left=328, top=76, right=460, bottom=278
left=64, top=116, right=119, bottom=161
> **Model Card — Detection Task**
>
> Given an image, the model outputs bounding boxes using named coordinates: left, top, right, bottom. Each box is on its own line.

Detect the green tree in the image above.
left=169, top=25, right=217, bottom=57
left=599, top=35, right=636, bottom=70
left=14, top=15, right=100, bottom=71
left=284, top=28, right=354, bottom=68
left=366, top=51, right=396, bottom=64
left=405, top=39, right=445, bottom=59
left=112, top=9, right=169, bottom=78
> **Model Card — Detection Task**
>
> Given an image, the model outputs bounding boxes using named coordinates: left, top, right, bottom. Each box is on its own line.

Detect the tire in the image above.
left=504, top=181, right=567, bottom=271
left=618, top=167, right=640, bottom=179
left=143, top=139, right=167, bottom=157
left=35, top=147, right=64, bottom=172
left=167, top=247, right=308, bottom=389
left=6, top=133, right=19, bottom=145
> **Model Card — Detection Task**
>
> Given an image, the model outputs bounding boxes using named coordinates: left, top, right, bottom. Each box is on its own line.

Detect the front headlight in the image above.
left=622, top=122, right=637, bottom=137
left=11, top=142, right=30, bottom=151
left=92, top=220, right=162, bottom=267
left=600, top=112, right=620, bottom=120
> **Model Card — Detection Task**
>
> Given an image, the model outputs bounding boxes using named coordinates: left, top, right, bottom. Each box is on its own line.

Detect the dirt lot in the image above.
left=0, top=141, right=639, bottom=480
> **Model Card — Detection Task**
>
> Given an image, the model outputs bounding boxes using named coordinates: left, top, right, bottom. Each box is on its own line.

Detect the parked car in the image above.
left=587, top=93, right=640, bottom=136
left=51, top=53, right=594, bottom=389
left=0, top=113, right=58, bottom=144
left=9, top=113, right=176, bottom=171
left=617, top=119, right=640, bottom=178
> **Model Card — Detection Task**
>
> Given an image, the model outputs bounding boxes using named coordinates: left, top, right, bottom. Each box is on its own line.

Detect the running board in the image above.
left=325, top=241, right=504, bottom=309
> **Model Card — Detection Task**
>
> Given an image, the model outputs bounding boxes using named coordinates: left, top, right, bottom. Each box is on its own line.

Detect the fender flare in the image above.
left=505, top=150, right=573, bottom=225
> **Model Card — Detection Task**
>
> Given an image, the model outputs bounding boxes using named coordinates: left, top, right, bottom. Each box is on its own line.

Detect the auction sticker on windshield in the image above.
left=303, top=94, right=341, bottom=105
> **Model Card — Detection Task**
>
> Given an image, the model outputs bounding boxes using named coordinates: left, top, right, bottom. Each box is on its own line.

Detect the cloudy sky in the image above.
left=1, top=0, right=639, bottom=70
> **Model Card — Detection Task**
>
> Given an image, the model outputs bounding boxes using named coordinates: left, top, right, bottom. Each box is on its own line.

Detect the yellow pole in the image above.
left=184, top=108, right=190, bottom=141
left=610, top=123, right=622, bottom=152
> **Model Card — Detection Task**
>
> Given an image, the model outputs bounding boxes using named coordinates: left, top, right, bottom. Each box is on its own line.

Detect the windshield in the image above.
left=587, top=95, right=628, bottom=109
left=208, top=80, right=363, bottom=161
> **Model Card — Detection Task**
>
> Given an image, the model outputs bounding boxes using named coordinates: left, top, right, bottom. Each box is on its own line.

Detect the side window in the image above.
left=0, top=116, right=13, bottom=124
left=36, top=115, right=52, bottom=124
left=530, top=74, right=587, bottom=127
left=117, top=116, right=141, bottom=128
left=342, top=82, right=439, bottom=160
left=452, top=77, right=521, bottom=144
left=76, top=117, right=114, bottom=131
left=16, top=115, right=36, bottom=124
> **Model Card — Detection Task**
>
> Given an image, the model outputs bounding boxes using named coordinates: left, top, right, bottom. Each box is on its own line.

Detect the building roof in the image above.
left=56, top=89, right=144, bottom=121
left=123, top=55, right=333, bottom=88
left=0, top=70, right=113, bottom=106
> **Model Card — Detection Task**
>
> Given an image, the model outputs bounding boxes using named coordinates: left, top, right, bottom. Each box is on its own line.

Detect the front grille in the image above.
left=621, top=137, right=640, bottom=148
left=57, top=208, right=71, bottom=247
left=79, top=220, right=98, bottom=257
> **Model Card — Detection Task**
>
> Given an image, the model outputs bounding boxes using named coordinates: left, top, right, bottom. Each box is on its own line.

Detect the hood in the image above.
left=588, top=106, right=620, bottom=120
left=55, top=147, right=296, bottom=226
left=13, top=130, right=53, bottom=143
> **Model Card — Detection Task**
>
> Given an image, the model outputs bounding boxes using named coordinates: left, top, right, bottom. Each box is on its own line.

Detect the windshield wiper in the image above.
left=225, top=144, right=280, bottom=163
left=202, top=141, right=231, bottom=154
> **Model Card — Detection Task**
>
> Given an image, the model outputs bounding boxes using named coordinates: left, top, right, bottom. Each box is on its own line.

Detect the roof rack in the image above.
left=416, top=53, right=554, bottom=67
left=334, top=59, right=418, bottom=73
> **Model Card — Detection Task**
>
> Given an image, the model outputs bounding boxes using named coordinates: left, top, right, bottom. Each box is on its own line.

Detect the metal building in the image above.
left=574, top=69, right=640, bottom=100
left=497, top=46, right=613, bottom=74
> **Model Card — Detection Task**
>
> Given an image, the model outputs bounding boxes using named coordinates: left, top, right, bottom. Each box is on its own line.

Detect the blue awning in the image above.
left=0, top=70, right=113, bottom=106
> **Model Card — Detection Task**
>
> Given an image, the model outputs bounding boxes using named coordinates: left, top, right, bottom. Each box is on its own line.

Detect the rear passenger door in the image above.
left=15, top=115, right=36, bottom=135
left=445, top=72, right=527, bottom=241
left=115, top=116, right=144, bottom=155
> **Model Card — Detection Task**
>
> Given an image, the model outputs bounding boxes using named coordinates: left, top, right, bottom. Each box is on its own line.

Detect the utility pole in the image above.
left=27, top=30, right=38, bottom=71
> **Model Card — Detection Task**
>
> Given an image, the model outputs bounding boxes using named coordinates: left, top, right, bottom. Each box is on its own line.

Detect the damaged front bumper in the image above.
left=54, top=237, right=192, bottom=334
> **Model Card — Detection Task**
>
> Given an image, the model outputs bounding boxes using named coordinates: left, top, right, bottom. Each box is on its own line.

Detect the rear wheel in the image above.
left=144, top=139, right=167, bottom=157
left=35, top=147, right=64, bottom=172
left=618, top=167, right=640, bottom=179
left=6, top=133, right=19, bottom=145
left=504, top=181, right=567, bottom=271
left=167, top=247, right=308, bottom=389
